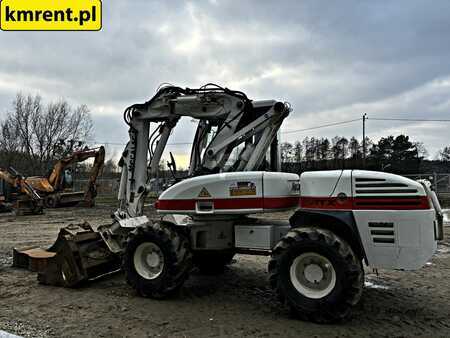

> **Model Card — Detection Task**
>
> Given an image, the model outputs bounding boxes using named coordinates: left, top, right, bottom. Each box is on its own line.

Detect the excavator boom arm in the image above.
left=48, top=147, right=105, bottom=191
left=16, top=84, right=291, bottom=286
left=115, top=84, right=290, bottom=219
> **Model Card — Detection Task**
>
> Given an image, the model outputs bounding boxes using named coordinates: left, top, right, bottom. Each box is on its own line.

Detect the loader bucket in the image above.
left=13, top=222, right=121, bottom=287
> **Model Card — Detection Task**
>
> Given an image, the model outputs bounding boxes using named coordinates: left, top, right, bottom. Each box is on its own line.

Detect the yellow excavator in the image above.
left=0, top=146, right=105, bottom=213
left=25, top=146, right=106, bottom=208
left=0, top=167, right=44, bottom=215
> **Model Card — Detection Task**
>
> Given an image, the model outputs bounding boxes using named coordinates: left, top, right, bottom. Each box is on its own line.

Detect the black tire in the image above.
left=193, top=250, right=235, bottom=274
left=31, top=202, right=44, bottom=215
left=45, top=196, right=57, bottom=208
left=123, top=222, right=192, bottom=299
left=268, top=227, right=364, bottom=323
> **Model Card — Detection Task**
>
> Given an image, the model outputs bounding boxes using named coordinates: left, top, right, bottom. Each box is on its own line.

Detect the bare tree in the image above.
left=0, top=93, right=93, bottom=174
left=318, top=138, right=330, bottom=160
left=349, top=137, right=361, bottom=159
left=438, top=146, right=450, bottom=161
left=293, top=141, right=303, bottom=163
left=280, top=142, right=294, bottom=163
left=413, top=142, right=428, bottom=159
left=303, top=137, right=315, bottom=162
left=331, top=136, right=349, bottom=161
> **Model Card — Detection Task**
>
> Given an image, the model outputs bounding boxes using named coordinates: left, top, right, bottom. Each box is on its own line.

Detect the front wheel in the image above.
left=123, top=222, right=193, bottom=299
left=268, top=227, right=364, bottom=323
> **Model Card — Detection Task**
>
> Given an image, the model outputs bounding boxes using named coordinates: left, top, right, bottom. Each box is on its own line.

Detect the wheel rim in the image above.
left=45, top=197, right=55, bottom=208
left=133, top=242, right=165, bottom=280
left=289, top=252, right=336, bottom=299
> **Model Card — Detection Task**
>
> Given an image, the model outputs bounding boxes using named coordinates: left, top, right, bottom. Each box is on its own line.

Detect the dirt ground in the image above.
left=1, top=203, right=450, bottom=338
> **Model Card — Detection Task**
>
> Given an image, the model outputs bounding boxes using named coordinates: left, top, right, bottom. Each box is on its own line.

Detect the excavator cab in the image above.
left=62, top=168, right=74, bottom=190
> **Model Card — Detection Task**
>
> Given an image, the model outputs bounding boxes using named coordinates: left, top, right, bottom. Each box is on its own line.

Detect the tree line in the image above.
left=280, top=135, right=450, bottom=174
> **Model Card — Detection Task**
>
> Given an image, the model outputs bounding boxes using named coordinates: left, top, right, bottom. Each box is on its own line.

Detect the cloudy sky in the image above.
left=1, top=0, right=450, bottom=165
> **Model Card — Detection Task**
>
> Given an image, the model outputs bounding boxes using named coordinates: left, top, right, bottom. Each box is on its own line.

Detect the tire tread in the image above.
left=268, top=227, right=364, bottom=323
left=123, top=222, right=192, bottom=299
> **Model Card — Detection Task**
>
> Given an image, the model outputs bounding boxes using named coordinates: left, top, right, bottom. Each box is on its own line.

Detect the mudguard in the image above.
left=289, top=209, right=367, bottom=262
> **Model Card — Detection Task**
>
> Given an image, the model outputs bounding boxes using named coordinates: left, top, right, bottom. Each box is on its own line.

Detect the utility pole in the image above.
left=362, top=113, right=367, bottom=168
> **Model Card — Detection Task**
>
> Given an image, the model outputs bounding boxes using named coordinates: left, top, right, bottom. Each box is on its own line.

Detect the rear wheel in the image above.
left=123, top=223, right=192, bottom=299
left=268, top=227, right=364, bottom=323
left=44, top=195, right=57, bottom=208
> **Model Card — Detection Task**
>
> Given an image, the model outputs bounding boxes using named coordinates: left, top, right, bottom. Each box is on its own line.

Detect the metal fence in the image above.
left=73, top=177, right=173, bottom=197
left=73, top=178, right=120, bottom=196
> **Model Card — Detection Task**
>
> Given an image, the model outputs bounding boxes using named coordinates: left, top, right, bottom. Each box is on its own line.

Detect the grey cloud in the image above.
left=0, top=0, right=450, bottom=157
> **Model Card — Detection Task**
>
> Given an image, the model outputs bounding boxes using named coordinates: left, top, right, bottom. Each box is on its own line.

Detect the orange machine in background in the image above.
left=0, top=146, right=105, bottom=213
left=0, top=167, right=44, bottom=215
left=26, top=146, right=106, bottom=208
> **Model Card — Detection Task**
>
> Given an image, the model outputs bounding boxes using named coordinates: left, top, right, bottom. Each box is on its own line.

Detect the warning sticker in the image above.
left=229, top=181, right=256, bottom=196
left=198, top=187, right=212, bottom=198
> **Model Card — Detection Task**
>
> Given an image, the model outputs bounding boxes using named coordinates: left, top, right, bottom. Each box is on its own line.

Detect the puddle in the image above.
left=436, top=246, right=449, bottom=258
left=437, top=247, right=449, bottom=253
left=0, top=330, right=22, bottom=338
left=365, top=277, right=390, bottom=290
left=443, top=209, right=449, bottom=226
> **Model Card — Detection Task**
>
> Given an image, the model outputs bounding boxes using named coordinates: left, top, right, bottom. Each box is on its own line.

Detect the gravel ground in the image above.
left=0, top=203, right=450, bottom=338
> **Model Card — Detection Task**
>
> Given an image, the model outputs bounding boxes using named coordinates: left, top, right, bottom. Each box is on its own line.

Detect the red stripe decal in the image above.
left=156, top=196, right=430, bottom=212
left=300, top=196, right=353, bottom=210
left=264, top=197, right=300, bottom=209
left=299, top=196, right=430, bottom=210
left=156, top=196, right=299, bottom=211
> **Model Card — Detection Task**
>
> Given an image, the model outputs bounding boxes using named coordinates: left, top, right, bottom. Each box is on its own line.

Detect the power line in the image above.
left=96, top=118, right=364, bottom=144
left=94, top=115, right=450, bottom=145
left=369, top=117, right=450, bottom=122
left=281, top=118, right=362, bottom=134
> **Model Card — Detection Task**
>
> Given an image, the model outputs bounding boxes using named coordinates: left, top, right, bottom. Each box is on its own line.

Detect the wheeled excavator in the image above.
left=14, top=84, right=444, bottom=323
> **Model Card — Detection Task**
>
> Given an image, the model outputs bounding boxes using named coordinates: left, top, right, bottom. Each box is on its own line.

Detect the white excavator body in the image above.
left=156, top=171, right=300, bottom=215
left=155, top=169, right=440, bottom=270
left=299, top=170, right=439, bottom=270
